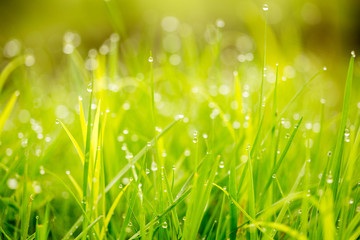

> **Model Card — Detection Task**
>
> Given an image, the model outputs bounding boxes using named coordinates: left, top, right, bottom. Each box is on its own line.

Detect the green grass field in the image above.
left=0, top=1, right=360, bottom=239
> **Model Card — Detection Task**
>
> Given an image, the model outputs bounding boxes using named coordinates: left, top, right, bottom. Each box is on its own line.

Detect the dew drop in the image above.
left=344, top=129, right=350, bottom=142
left=219, top=161, right=224, bottom=169
left=87, top=83, right=93, bottom=93
left=262, top=4, right=269, bottom=11
left=193, top=131, right=198, bottom=143
left=40, top=166, right=45, bottom=175
left=148, top=56, right=153, bottom=62
left=351, top=51, right=356, bottom=58
left=162, top=221, right=168, bottom=228
left=151, top=161, right=158, bottom=171
left=55, top=119, right=60, bottom=124
left=327, top=177, right=333, bottom=184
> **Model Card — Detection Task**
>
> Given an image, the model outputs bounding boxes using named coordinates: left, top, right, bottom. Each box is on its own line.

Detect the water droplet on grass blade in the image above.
left=148, top=56, right=153, bottom=62
left=344, top=129, right=350, bottom=142
left=151, top=161, right=158, bottom=171
left=40, top=166, right=45, bottom=175
left=219, top=161, right=224, bottom=168
left=87, top=83, right=93, bottom=92
left=263, top=4, right=269, bottom=11
left=351, top=51, right=356, bottom=57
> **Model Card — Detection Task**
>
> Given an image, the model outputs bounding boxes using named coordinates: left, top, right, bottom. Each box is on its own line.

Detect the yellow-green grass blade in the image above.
left=100, top=184, right=130, bottom=238
left=0, top=91, right=19, bottom=134
left=319, top=189, right=335, bottom=240
left=245, top=221, right=307, bottom=240
left=58, top=120, right=84, bottom=164
left=78, top=96, right=87, bottom=146
left=66, top=172, right=83, bottom=201
left=74, top=216, right=103, bottom=240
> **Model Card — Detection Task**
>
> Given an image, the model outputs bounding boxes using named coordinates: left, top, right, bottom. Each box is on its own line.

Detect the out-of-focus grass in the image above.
left=0, top=1, right=360, bottom=239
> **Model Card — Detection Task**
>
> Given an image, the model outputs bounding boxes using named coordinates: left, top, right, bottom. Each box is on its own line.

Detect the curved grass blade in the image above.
left=0, top=56, right=25, bottom=93
left=245, top=221, right=306, bottom=240
left=58, top=120, right=84, bottom=164
left=100, top=184, right=130, bottom=238
left=0, top=91, right=19, bottom=134
left=212, top=183, right=272, bottom=238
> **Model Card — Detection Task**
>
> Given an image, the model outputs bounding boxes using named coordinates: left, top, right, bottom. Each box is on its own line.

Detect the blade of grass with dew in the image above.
left=74, top=216, right=103, bottom=240
left=0, top=91, right=20, bottom=134
left=118, top=187, right=138, bottom=240
left=61, top=216, right=83, bottom=240
left=330, top=52, right=355, bottom=200
left=162, top=168, right=182, bottom=237
left=262, top=117, right=303, bottom=197
left=82, top=77, right=94, bottom=238
left=247, top=221, right=306, bottom=240
left=104, top=118, right=180, bottom=193
left=129, top=187, right=192, bottom=240
left=199, top=89, right=236, bottom=140
left=0, top=156, right=20, bottom=192
left=341, top=126, right=360, bottom=239
left=257, top=3, right=268, bottom=126
left=182, top=149, right=220, bottom=240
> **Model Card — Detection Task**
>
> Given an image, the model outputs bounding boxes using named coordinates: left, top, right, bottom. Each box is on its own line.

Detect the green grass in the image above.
left=1, top=4, right=360, bottom=240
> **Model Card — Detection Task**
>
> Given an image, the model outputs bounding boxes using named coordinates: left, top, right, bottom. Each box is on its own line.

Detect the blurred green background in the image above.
left=1, top=0, right=359, bottom=57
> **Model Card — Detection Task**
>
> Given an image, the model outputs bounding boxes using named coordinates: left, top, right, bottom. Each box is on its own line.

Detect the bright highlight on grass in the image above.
left=0, top=2, right=360, bottom=240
